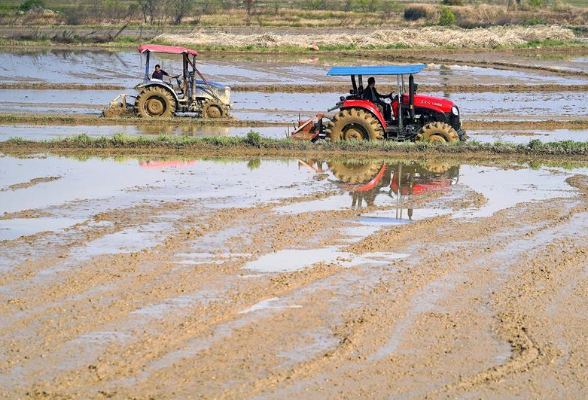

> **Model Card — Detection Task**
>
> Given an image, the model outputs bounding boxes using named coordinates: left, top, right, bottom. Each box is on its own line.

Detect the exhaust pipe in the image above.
left=409, top=74, right=415, bottom=120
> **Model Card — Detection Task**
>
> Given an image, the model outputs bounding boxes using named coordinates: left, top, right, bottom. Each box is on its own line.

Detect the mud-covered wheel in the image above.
left=327, top=161, right=383, bottom=184
left=416, top=122, right=459, bottom=143
left=136, top=86, right=176, bottom=118
left=201, top=99, right=228, bottom=119
left=326, top=108, right=384, bottom=141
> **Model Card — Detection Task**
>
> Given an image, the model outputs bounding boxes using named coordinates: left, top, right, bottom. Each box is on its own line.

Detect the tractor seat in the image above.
left=346, top=85, right=364, bottom=100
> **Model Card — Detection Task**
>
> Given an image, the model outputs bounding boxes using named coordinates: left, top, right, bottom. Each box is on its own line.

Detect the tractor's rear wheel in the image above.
left=136, top=87, right=176, bottom=118
left=416, top=122, right=459, bottom=143
left=201, top=99, right=228, bottom=119
left=328, top=161, right=383, bottom=184
left=326, top=108, right=384, bottom=141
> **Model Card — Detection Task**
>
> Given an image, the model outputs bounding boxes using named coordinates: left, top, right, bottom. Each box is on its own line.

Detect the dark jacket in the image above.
left=362, top=86, right=386, bottom=103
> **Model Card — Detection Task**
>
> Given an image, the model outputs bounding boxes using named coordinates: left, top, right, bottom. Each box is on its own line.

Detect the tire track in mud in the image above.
left=0, top=189, right=362, bottom=396
left=426, top=175, right=588, bottom=397
left=232, top=185, right=588, bottom=399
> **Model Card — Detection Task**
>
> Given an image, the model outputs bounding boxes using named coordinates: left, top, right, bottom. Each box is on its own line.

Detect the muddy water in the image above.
left=1, top=152, right=588, bottom=398
left=2, top=49, right=586, bottom=88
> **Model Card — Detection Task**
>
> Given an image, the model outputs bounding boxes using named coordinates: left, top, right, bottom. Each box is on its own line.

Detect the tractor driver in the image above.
left=363, top=77, right=392, bottom=121
left=152, top=64, right=169, bottom=80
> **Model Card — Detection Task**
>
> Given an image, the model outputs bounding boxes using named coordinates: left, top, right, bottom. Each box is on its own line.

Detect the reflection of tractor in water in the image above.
left=291, top=65, right=467, bottom=143
left=300, top=159, right=460, bottom=210
left=104, top=44, right=231, bottom=119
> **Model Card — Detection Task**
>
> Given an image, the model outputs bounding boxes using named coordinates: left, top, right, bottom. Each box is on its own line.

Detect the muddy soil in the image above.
left=1, top=154, right=588, bottom=398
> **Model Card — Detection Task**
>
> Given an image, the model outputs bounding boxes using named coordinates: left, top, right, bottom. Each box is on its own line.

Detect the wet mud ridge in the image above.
left=1, top=155, right=588, bottom=398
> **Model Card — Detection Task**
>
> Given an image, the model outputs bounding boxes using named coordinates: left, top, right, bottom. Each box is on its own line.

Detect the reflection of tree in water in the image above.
left=439, top=64, right=453, bottom=98
left=247, top=159, right=261, bottom=170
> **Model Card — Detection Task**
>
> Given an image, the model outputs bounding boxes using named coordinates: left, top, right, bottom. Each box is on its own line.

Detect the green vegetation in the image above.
left=438, top=7, right=455, bottom=26
left=4, top=133, right=588, bottom=157
left=19, top=0, right=45, bottom=11
left=0, top=0, right=586, bottom=29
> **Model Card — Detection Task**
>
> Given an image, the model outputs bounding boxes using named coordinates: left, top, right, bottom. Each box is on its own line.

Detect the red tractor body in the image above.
left=291, top=65, right=466, bottom=143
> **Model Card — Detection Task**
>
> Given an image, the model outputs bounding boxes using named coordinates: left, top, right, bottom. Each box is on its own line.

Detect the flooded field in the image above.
left=1, top=47, right=588, bottom=143
left=1, top=152, right=588, bottom=398
left=3, top=49, right=587, bottom=88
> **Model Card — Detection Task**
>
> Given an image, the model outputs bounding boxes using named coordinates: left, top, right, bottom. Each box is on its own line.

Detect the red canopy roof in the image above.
left=138, top=44, right=198, bottom=56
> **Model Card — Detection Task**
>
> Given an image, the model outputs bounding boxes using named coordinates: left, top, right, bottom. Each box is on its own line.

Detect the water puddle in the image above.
left=454, top=165, right=577, bottom=218
left=72, top=222, right=170, bottom=260
left=0, top=217, right=84, bottom=241
left=243, top=247, right=409, bottom=273
left=238, top=297, right=302, bottom=314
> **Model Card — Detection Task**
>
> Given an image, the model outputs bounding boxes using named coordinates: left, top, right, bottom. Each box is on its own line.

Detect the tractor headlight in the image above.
left=451, top=106, right=459, bottom=116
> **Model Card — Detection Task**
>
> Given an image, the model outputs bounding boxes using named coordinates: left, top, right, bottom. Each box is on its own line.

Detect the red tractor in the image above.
left=292, top=65, right=466, bottom=143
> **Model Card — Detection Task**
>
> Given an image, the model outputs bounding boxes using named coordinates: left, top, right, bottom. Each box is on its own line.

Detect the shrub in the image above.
left=528, top=0, right=543, bottom=7
left=404, top=5, right=435, bottom=20
left=442, top=0, right=463, bottom=6
left=19, top=0, right=44, bottom=12
left=246, top=131, right=262, bottom=147
left=439, top=7, right=455, bottom=25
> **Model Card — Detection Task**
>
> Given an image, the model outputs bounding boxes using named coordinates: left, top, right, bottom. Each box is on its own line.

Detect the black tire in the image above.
left=136, top=86, right=176, bottom=118
left=415, top=122, right=459, bottom=143
left=325, top=108, right=384, bottom=141
left=201, top=99, right=228, bottom=119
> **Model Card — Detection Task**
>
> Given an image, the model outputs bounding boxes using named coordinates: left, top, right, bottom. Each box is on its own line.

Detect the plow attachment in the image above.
left=102, top=94, right=136, bottom=117
left=289, top=113, right=326, bottom=141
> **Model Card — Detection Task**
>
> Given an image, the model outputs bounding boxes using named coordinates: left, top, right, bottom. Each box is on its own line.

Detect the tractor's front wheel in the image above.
left=416, top=122, right=459, bottom=143
left=136, top=87, right=176, bottom=118
left=326, top=108, right=384, bottom=141
left=201, top=99, right=228, bottom=119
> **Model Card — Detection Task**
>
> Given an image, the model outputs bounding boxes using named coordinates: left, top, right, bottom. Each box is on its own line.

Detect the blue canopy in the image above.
left=327, top=65, right=426, bottom=76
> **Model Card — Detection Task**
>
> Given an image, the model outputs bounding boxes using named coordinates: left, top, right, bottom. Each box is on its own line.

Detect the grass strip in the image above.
left=3, top=132, right=588, bottom=157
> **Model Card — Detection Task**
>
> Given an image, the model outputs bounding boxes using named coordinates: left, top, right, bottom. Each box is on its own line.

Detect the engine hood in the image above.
left=401, top=93, right=455, bottom=114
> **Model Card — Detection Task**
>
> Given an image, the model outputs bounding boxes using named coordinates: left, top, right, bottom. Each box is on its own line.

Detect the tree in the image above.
left=138, top=0, right=157, bottom=23
left=168, top=0, right=193, bottom=24
left=244, top=0, right=255, bottom=24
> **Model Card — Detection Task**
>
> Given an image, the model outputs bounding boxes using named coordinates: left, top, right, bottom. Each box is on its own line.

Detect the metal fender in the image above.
left=136, top=82, right=180, bottom=104
left=340, top=100, right=386, bottom=129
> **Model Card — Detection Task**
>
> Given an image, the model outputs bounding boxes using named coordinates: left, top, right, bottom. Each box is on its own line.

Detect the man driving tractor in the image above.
left=152, top=64, right=179, bottom=81
left=362, top=76, right=392, bottom=121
